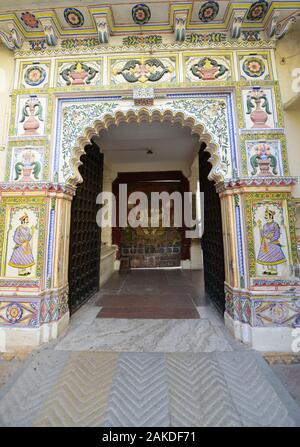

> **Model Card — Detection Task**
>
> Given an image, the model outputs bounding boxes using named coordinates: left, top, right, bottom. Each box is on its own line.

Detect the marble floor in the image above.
left=56, top=269, right=236, bottom=352
left=1, top=269, right=300, bottom=427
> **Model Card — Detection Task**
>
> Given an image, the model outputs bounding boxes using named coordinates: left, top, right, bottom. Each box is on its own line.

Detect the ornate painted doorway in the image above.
left=68, top=143, right=104, bottom=313
left=199, top=144, right=226, bottom=312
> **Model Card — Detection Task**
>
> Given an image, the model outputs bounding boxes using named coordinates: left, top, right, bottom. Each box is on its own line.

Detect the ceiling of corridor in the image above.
left=93, top=121, right=199, bottom=166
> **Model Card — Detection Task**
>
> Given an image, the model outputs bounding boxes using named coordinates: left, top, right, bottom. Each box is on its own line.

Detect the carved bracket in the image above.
left=39, top=18, right=58, bottom=46
left=93, top=14, right=110, bottom=44
left=0, top=21, right=23, bottom=50
left=174, top=11, right=188, bottom=42
left=229, top=11, right=246, bottom=39
left=266, top=11, right=299, bottom=40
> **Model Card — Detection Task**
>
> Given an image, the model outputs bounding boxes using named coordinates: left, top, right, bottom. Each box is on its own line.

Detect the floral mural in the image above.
left=23, top=65, right=47, bottom=87
left=132, top=4, right=151, bottom=25
left=198, top=1, right=219, bottom=22
left=63, top=8, right=84, bottom=27
left=58, top=96, right=232, bottom=182
left=20, top=11, right=39, bottom=29
left=246, top=1, right=269, bottom=21
left=111, top=58, right=176, bottom=84
left=240, top=55, right=270, bottom=80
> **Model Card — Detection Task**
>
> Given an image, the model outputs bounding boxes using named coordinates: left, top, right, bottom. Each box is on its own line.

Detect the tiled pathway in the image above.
left=0, top=270, right=300, bottom=427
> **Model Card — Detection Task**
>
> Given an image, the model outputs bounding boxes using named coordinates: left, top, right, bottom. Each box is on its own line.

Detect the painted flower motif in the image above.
left=132, top=4, right=151, bottom=25
left=199, top=1, right=219, bottom=23
left=243, top=57, right=265, bottom=78
left=6, top=303, right=23, bottom=323
left=24, top=66, right=46, bottom=86
left=246, top=1, right=269, bottom=21
left=271, top=303, right=289, bottom=324
left=64, top=8, right=85, bottom=27
left=252, top=6, right=263, bottom=18
left=21, top=12, right=39, bottom=29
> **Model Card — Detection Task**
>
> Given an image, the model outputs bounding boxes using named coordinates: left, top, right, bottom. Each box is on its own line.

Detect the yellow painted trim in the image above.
left=8, top=262, right=35, bottom=268
left=256, top=259, right=287, bottom=266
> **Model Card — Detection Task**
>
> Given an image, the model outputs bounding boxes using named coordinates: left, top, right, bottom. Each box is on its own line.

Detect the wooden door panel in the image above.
left=68, top=143, right=103, bottom=313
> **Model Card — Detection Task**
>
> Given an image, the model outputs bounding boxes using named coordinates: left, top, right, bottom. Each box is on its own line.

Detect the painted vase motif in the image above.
left=250, top=143, right=278, bottom=176
left=191, top=57, right=228, bottom=80
left=60, top=62, right=98, bottom=86
left=20, top=97, right=43, bottom=136
left=246, top=87, right=272, bottom=128
left=14, top=149, right=41, bottom=182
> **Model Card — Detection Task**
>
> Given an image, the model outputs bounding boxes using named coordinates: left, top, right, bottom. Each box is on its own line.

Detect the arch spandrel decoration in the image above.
left=58, top=96, right=234, bottom=186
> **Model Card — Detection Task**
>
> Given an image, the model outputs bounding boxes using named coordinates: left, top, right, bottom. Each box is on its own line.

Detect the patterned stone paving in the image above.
left=1, top=271, right=300, bottom=427
left=0, top=350, right=299, bottom=427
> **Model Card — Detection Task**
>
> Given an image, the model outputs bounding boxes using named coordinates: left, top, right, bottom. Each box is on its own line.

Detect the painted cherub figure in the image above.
left=257, top=207, right=286, bottom=275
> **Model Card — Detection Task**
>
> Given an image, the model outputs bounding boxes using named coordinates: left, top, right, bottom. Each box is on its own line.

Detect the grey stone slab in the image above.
left=217, top=351, right=300, bottom=427
left=102, top=352, right=170, bottom=427
left=0, top=350, right=70, bottom=427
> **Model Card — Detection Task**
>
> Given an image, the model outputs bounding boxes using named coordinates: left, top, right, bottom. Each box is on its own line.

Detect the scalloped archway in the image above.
left=65, top=106, right=227, bottom=311
left=64, top=107, right=225, bottom=187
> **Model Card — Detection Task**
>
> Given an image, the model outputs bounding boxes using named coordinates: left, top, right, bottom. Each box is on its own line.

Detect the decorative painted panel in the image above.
left=238, top=52, right=272, bottom=81
left=56, top=59, right=102, bottom=87
left=9, top=146, right=45, bottom=182
left=184, top=54, right=233, bottom=81
left=0, top=300, right=39, bottom=326
left=109, top=56, right=178, bottom=85
left=15, top=95, right=47, bottom=137
left=5, top=140, right=49, bottom=182
left=19, top=61, right=50, bottom=89
left=241, top=134, right=289, bottom=177
left=57, top=94, right=235, bottom=182
left=241, top=86, right=278, bottom=129
left=0, top=197, right=47, bottom=281
left=225, top=290, right=300, bottom=328
left=245, top=194, right=297, bottom=279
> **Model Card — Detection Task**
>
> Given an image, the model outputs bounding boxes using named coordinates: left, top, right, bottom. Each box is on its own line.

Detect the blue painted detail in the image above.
left=235, top=202, right=245, bottom=280
left=46, top=206, right=55, bottom=284
left=53, top=96, right=122, bottom=176
left=167, top=91, right=238, bottom=174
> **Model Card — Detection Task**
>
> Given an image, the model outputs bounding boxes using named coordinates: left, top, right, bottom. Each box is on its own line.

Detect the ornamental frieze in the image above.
left=111, top=57, right=176, bottom=84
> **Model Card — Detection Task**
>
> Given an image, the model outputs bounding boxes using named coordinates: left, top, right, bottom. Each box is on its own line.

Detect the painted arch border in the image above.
left=53, top=91, right=238, bottom=186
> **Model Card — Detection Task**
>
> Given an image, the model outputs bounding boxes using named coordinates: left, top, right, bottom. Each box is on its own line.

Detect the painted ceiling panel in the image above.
left=0, top=1, right=299, bottom=39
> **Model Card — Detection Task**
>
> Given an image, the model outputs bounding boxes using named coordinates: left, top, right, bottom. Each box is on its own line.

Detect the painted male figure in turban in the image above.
left=257, top=207, right=286, bottom=275
left=8, top=212, right=35, bottom=276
